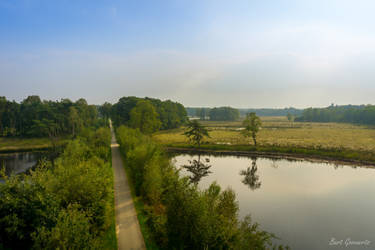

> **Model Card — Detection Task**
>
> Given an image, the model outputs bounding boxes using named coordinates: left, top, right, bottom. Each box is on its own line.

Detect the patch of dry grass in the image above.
left=153, top=119, right=375, bottom=152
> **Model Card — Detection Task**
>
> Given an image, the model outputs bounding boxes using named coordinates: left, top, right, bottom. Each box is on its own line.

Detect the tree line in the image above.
left=0, top=96, right=100, bottom=137
left=187, top=106, right=302, bottom=120
left=0, top=95, right=188, bottom=137
left=295, top=104, right=375, bottom=125
left=189, top=107, right=240, bottom=121
left=110, top=96, right=187, bottom=133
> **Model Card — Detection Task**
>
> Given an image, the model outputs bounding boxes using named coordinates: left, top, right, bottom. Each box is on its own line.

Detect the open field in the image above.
left=153, top=118, right=375, bottom=163
left=0, top=137, right=70, bottom=153
left=0, top=137, right=52, bottom=152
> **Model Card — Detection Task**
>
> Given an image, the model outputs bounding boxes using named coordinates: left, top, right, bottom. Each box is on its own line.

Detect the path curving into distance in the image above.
left=110, top=121, right=146, bottom=250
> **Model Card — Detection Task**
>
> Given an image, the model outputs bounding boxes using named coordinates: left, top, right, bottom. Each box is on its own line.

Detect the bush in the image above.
left=32, top=205, right=94, bottom=250
left=0, top=128, right=114, bottom=249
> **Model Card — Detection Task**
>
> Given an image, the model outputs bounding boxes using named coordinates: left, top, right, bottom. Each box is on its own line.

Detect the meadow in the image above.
left=153, top=117, right=375, bottom=163
left=0, top=137, right=71, bottom=153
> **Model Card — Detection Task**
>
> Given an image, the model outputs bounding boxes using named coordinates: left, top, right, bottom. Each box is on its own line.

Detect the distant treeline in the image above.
left=209, top=107, right=240, bottom=121
left=110, top=96, right=187, bottom=133
left=0, top=96, right=100, bottom=137
left=295, top=105, right=375, bottom=125
left=187, top=107, right=240, bottom=121
left=239, top=108, right=303, bottom=117
left=186, top=107, right=302, bottom=119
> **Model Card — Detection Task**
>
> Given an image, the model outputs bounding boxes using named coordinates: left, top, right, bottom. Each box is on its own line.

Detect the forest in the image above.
left=0, top=96, right=99, bottom=137
left=0, top=95, right=187, bottom=138
left=190, top=107, right=240, bottom=121
left=111, top=96, right=187, bottom=133
left=186, top=107, right=303, bottom=118
left=295, top=104, right=375, bottom=125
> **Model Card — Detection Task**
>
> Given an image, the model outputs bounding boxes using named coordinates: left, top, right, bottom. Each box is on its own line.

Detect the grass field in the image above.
left=0, top=137, right=71, bottom=153
left=0, top=137, right=52, bottom=152
left=153, top=117, right=375, bottom=160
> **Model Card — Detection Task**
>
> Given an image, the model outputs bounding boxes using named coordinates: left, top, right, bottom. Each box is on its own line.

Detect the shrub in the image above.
left=0, top=128, right=114, bottom=249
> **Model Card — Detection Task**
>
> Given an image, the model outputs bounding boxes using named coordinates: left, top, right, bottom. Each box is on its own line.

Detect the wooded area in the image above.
left=111, top=96, right=187, bottom=133
left=186, top=107, right=303, bottom=118
left=0, top=128, right=115, bottom=249
left=295, top=104, right=375, bottom=125
left=0, top=96, right=100, bottom=137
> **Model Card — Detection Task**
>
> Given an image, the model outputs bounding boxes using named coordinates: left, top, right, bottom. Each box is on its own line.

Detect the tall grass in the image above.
left=153, top=119, right=375, bottom=164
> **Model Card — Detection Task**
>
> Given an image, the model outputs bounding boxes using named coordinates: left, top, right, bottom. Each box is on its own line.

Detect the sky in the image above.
left=1, top=0, right=375, bottom=108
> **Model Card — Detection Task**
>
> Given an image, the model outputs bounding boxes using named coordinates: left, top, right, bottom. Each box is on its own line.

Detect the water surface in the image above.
left=0, top=152, right=42, bottom=178
left=173, top=154, right=375, bottom=250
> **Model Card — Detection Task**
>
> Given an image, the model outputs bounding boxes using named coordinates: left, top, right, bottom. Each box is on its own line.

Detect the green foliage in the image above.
left=183, top=120, right=210, bottom=147
left=194, top=107, right=211, bottom=120
left=209, top=107, right=240, bottom=121
left=242, top=112, right=262, bottom=146
left=0, top=96, right=101, bottom=138
left=236, top=215, right=286, bottom=250
left=129, top=100, right=162, bottom=134
left=0, top=127, right=115, bottom=249
left=116, top=126, right=285, bottom=249
left=111, top=96, right=187, bottom=130
left=32, top=205, right=94, bottom=250
left=186, top=107, right=303, bottom=117
left=98, top=102, right=112, bottom=123
left=286, top=113, right=294, bottom=122
left=295, top=104, right=375, bottom=125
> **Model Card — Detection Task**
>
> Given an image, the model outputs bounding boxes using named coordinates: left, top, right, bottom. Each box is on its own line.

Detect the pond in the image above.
left=173, top=154, right=375, bottom=250
left=0, top=152, right=44, bottom=180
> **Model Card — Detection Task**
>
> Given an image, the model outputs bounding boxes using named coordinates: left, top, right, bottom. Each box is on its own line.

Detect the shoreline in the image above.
left=2, top=141, right=375, bottom=168
left=166, top=146, right=375, bottom=168
left=0, top=146, right=50, bottom=154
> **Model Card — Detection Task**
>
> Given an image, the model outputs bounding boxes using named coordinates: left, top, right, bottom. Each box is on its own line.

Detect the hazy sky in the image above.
left=1, top=0, right=375, bottom=108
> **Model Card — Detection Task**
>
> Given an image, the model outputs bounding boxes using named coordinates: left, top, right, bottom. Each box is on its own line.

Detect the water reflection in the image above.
left=174, top=154, right=375, bottom=250
left=239, top=156, right=261, bottom=190
left=182, top=154, right=212, bottom=184
left=0, top=152, right=42, bottom=177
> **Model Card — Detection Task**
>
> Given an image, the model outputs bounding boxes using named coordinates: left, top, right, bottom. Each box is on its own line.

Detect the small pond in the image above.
left=0, top=152, right=44, bottom=181
left=173, top=154, right=375, bottom=250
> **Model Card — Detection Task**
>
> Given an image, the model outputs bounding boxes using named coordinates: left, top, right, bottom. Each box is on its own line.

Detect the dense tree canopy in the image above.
left=0, top=128, right=113, bottom=249
left=194, top=108, right=211, bottom=120
left=186, top=107, right=303, bottom=118
left=209, top=107, right=240, bottom=121
left=0, top=96, right=99, bottom=137
left=129, top=100, right=161, bottom=134
left=111, top=96, right=187, bottom=130
left=295, top=104, right=375, bottom=125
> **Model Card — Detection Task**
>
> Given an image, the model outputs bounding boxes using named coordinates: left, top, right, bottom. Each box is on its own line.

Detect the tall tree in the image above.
left=242, top=112, right=262, bottom=146
left=99, top=102, right=112, bottom=121
left=183, top=120, right=210, bottom=147
left=68, top=107, right=82, bottom=137
left=129, top=100, right=161, bottom=134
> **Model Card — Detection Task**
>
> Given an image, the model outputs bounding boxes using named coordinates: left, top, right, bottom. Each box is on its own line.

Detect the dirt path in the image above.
left=110, top=122, right=146, bottom=250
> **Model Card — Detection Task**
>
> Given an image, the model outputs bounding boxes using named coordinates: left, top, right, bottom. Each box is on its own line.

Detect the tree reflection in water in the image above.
left=182, top=155, right=212, bottom=184
left=240, top=156, right=261, bottom=190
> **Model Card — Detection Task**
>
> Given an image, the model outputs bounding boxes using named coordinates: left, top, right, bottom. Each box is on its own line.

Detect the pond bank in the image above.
left=0, top=137, right=69, bottom=153
left=166, top=144, right=375, bottom=167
